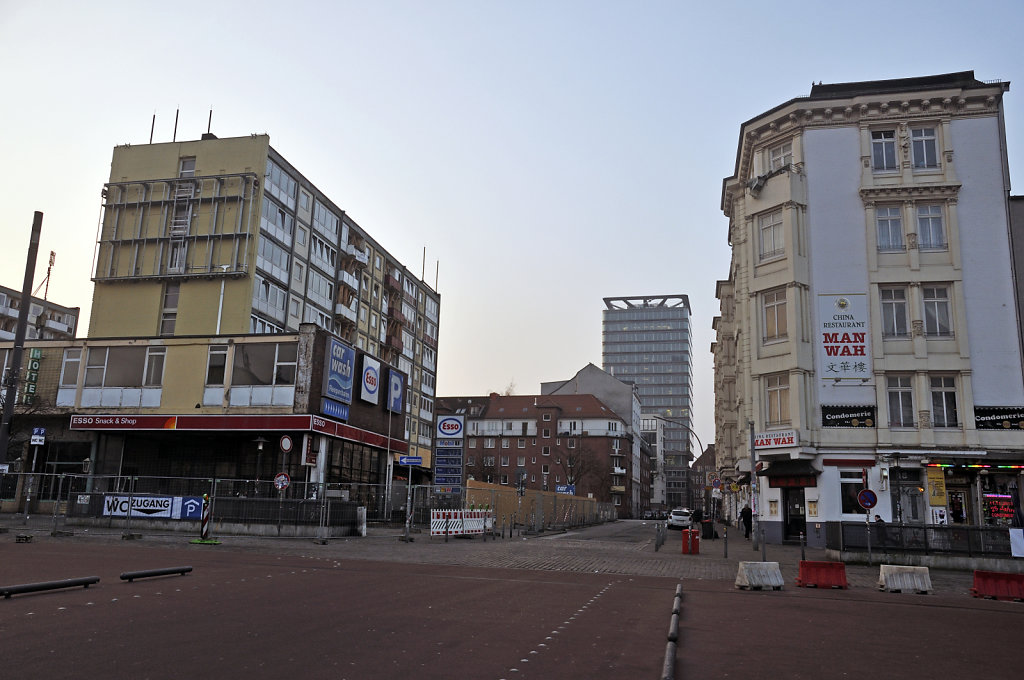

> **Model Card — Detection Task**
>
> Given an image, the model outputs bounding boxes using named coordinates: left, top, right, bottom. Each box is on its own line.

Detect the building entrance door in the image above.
left=783, top=487, right=805, bottom=540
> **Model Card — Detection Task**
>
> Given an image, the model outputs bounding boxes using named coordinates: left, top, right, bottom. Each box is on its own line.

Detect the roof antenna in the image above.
left=149, top=112, right=156, bottom=144
left=173, top=107, right=179, bottom=142
left=207, top=107, right=213, bottom=134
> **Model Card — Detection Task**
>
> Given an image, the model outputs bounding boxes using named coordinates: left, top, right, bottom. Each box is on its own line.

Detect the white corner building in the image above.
left=714, top=71, right=1024, bottom=546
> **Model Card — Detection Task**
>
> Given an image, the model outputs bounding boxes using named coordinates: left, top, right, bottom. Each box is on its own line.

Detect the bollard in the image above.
left=201, top=494, right=211, bottom=540
left=724, top=525, right=728, bottom=559
left=800, top=531, right=806, bottom=562
left=760, top=526, right=767, bottom=562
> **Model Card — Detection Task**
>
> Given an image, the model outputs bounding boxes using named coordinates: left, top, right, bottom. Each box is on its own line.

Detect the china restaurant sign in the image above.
left=817, top=293, right=873, bottom=385
left=755, top=429, right=798, bottom=450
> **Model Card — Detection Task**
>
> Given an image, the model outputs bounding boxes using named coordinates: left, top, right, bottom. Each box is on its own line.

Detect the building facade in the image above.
left=89, top=134, right=439, bottom=475
left=0, top=324, right=408, bottom=510
left=602, top=295, right=693, bottom=509
left=436, top=393, right=635, bottom=517
left=541, top=363, right=648, bottom=515
left=0, top=283, right=78, bottom=342
left=715, top=71, right=1024, bottom=546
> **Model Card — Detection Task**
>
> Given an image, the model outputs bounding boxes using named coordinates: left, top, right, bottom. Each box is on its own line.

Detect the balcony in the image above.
left=385, top=274, right=402, bottom=292
left=335, top=301, right=357, bottom=324
left=342, top=242, right=370, bottom=266
left=423, top=334, right=437, bottom=349
left=45, top=318, right=74, bottom=334
left=612, top=467, right=627, bottom=476
left=611, top=485, right=626, bottom=494
left=338, top=269, right=359, bottom=293
left=386, top=333, right=404, bottom=352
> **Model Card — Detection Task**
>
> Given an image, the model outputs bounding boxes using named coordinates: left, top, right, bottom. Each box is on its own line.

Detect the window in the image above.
left=758, top=210, right=784, bottom=260
left=871, top=130, right=897, bottom=171
left=887, top=375, right=915, bottom=428
left=468, top=438, right=477, bottom=449
left=484, top=438, right=495, bottom=449
left=840, top=470, right=868, bottom=515
left=876, top=206, right=904, bottom=251
left=542, top=464, right=550, bottom=474
left=500, top=475, right=509, bottom=485
left=568, top=439, right=576, bottom=449
left=880, top=287, right=909, bottom=338
left=769, top=142, right=792, bottom=171
left=517, top=438, right=525, bottom=448
left=500, top=456, right=509, bottom=467
left=501, top=439, right=510, bottom=449
left=178, top=157, right=196, bottom=178
left=931, top=376, right=958, bottom=427
left=923, top=286, right=952, bottom=337
left=466, top=455, right=475, bottom=467
left=517, top=456, right=526, bottom=467
left=542, top=446, right=550, bottom=456
left=160, top=283, right=179, bottom=336
left=483, top=456, right=495, bottom=467
left=911, top=127, right=939, bottom=169
left=917, top=205, right=945, bottom=250
left=765, top=373, right=789, bottom=425
left=762, top=288, right=787, bottom=342
left=231, top=343, right=296, bottom=386
left=543, top=413, right=552, bottom=421
left=60, top=348, right=81, bottom=387
left=143, top=348, right=165, bottom=387
left=206, top=345, right=228, bottom=385
left=542, top=429, right=550, bottom=438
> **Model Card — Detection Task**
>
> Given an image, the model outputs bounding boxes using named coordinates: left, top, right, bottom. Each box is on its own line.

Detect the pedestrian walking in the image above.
left=874, top=514, right=888, bottom=546
left=740, top=505, right=752, bottom=539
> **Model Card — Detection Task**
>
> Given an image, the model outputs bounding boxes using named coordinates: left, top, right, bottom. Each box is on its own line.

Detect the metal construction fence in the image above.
left=0, top=472, right=615, bottom=538
left=826, top=520, right=1014, bottom=558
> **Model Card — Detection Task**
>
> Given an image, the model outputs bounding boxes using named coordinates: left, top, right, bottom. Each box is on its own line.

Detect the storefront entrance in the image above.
left=783, top=487, right=806, bottom=540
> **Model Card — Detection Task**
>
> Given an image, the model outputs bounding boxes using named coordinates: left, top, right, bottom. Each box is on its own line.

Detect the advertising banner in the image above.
left=926, top=467, right=948, bottom=507
left=974, top=406, right=1024, bottom=430
left=102, top=495, right=203, bottom=519
left=324, top=338, right=355, bottom=404
left=821, top=405, right=876, bottom=427
left=818, top=294, right=873, bottom=384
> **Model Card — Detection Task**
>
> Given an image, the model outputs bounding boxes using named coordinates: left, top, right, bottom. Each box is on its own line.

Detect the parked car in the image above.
left=667, top=508, right=693, bottom=529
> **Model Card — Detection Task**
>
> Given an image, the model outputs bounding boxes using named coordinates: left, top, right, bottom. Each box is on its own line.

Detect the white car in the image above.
left=667, top=508, right=693, bottom=529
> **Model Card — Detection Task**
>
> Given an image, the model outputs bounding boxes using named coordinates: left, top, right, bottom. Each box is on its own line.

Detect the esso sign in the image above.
left=363, top=367, right=379, bottom=393
left=436, top=416, right=464, bottom=439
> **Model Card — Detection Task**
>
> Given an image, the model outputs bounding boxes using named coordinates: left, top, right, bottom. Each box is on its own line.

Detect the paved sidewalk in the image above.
left=0, top=515, right=983, bottom=596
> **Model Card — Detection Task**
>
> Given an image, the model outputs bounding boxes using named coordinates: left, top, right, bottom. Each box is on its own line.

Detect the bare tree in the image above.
left=0, top=389, right=55, bottom=467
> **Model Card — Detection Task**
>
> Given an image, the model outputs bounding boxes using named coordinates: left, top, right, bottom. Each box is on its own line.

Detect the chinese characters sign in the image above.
left=818, top=294, right=872, bottom=385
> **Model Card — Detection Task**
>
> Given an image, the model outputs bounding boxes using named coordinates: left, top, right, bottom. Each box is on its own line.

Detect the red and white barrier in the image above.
left=430, top=510, right=493, bottom=536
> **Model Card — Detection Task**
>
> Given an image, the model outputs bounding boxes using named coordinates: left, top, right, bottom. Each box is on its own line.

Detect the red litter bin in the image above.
left=681, top=528, right=700, bottom=554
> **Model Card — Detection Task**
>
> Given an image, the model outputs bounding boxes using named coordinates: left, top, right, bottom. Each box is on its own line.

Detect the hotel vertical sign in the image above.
left=818, top=294, right=872, bottom=385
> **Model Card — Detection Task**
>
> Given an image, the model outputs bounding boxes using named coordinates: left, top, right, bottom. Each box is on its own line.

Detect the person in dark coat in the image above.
left=740, top=505, right=752, bottom=539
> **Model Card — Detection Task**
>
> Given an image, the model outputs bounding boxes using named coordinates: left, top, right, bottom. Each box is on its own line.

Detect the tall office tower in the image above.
left=603, top=295, right=693, bottom=509
left=89, top=133, right=440, bottom=465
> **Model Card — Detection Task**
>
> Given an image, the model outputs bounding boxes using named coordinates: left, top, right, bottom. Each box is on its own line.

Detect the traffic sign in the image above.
left=274, top=472, right=291, bottom=490
left=857, top=488, right=878, bottom=509
left=31, top=427, right=45, bottom=446
left=399, top=455, right=422, bottom=466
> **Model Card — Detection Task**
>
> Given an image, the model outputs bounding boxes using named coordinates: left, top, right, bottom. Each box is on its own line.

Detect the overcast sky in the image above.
left=2, top=0, right=1023, bottom=450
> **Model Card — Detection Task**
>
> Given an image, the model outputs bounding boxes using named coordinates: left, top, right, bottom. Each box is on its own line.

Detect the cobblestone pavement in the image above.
left=6, top=516, right=981, bottom=597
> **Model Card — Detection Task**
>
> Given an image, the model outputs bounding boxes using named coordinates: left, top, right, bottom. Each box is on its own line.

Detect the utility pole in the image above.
left=0, top=212, right=43, bottom=469
left=749, top=420, right=760, bottom=552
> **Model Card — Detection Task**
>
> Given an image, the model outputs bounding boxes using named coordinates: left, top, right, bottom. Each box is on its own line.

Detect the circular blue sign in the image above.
left=857, top=488, right=878, bottom=509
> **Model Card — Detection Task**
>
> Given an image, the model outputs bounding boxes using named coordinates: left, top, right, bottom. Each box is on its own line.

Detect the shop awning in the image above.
left=756, top=459, right=819, bottom=488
